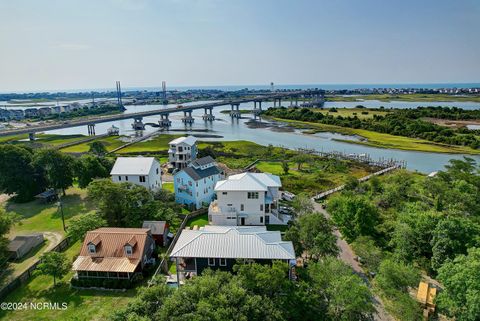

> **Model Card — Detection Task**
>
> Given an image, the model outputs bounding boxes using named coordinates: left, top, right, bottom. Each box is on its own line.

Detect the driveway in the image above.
left=312, top=200, right=393, bottom=321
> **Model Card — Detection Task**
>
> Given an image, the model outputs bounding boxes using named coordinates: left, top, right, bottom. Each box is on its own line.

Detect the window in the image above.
left=222, top=192, right=227, bottom=195
left=208, top=258, right=215, bottom=266
left=219, top=258, right=227, bottom=266
left=139, top=176, right=146, bottom=183
left=260, top=216, right=263, bottom=224
left=156, top=168, right=159, bottom=174
left=247, top=192, right=259, bottom=199
left=240, top=204, right=244, bottom=211
left=125, top=245, right=133, bottom=256
left=118, top=176, right=122, bottom=181
left=260, top=204, right=263, bottom=211
left=88, top=244, right=96, bottom=254
left=188, top=181, right=192, bottom=186
left=125, top=176, right=129, bottom=181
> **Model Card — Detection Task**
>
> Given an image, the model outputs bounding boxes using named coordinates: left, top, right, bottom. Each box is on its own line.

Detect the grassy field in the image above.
left=326, top=93, right=480, bottom=103
left=116, top=134, right=183, bottom=154
left=0, top=241, right=138, bottom=321
left=274, top=118, right=480, bottom=154
left=60, top=136, right=125, bottom=153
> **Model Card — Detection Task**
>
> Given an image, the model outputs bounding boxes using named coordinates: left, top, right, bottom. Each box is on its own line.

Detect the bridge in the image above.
left=0, top=90, right=324, bottom=139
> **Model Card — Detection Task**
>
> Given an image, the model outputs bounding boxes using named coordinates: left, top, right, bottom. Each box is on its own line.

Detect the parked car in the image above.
left=282, top=191, right=295, bottom=201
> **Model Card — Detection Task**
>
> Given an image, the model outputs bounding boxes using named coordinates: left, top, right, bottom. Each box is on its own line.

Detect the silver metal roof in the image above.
left=110, top=157, right=157, bottom=175
left=215, top=172, right=281, bottom=192
left=170, top=226, right=295, bottom=260
left=169, top=136, right=197, bottom=146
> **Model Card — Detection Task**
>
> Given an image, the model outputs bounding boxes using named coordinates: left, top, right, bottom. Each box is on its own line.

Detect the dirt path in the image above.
left=312, top=201, right=393, bottom=321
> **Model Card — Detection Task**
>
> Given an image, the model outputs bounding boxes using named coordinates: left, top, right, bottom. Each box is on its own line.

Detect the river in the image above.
left=34, top=100, right=479, bottom=174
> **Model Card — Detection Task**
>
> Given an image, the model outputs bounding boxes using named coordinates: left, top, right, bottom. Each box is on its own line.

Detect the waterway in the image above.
left=35, top=100, right=479, bottom=174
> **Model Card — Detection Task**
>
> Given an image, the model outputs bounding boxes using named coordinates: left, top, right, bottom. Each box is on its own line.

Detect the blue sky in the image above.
left=0, top=0, right=479, bottom=91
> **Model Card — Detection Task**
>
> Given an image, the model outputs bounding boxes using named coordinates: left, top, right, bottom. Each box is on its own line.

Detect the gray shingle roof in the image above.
left=191, top=156, right=216, bottom=167
left=182, top=165, right=221, bottom=181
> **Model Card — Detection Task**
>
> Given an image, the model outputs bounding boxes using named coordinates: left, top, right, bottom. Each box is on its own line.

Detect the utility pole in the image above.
left=57, top=197, right=66, bottom=232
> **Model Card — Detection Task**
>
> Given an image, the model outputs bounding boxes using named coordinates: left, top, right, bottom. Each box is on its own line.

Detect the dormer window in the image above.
left=88, top=244, right=96, bottom=254
left=125, top=245, right=133, bottom=256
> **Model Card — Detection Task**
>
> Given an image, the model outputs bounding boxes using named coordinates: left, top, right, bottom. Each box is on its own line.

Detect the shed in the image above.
left=35, top=189, right=58, bottom=203
left=7, top=234, right=45, bottom=259
left=142, top=221, right=169, bottom=246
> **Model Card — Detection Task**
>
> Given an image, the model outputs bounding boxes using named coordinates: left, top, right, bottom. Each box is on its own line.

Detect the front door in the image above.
left=240, top=218, right=245, bottom=225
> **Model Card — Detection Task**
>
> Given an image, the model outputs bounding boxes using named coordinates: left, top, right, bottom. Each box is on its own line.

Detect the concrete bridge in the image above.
left=0, top=90, right=323, bottom=139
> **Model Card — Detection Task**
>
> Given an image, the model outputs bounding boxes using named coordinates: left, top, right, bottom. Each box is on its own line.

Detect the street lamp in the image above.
left=57, top=199, right=66, bottom=232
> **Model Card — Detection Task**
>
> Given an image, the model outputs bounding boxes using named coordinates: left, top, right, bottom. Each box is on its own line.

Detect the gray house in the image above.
left=8, top=234, right=45, bottom=259
left=170, top=226, right=295, bottom=283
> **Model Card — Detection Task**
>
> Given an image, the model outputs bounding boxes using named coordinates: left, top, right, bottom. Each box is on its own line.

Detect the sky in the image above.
left=0, top=0, right=479, bottom=92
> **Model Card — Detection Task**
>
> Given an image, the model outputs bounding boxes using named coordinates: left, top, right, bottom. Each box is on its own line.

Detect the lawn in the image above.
left=0, top=242, right=138, bottom=321
left=33, top=134, right=88, bottom=147
left=117, top=134, right=183, bottom=154
left=187, top=213, right=208, bottom=228
left=274, top=118, right=480, bottom=154
left=60, top=136, right=125, bottom=153
left=6, top=187, right=94, bottom=236
left=162, top=182, right=174, bottom=193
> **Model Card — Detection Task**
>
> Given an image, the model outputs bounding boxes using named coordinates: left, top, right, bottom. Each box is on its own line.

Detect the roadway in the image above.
left=0, top=90, right=321, bottom=137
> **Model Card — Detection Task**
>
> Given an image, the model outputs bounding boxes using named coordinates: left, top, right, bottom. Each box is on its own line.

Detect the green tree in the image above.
left=375, top=259, right=420, bottom=296
left=75, top=154, right=113, bottom=188
left=431, top=216, right=480, bottom=271
left=88, top=179, right=158, bottom=227
left=0, top=208, right=17, bottom=266
left=88, top=141, right=108, bottom=156
left=290, top=193, right=314, bottom=217
left=66, top=212, right=106, bottom=242
left=33, top=149, right=75, bottom=195
left=282, top=160, right=289, bottom=175
left=437, top=247, right=480, bottom=321
left=0, top=145, right=43, bottom=202
left=37, top=251, right=69, bottom=286
left=308, top=257, right=375, bottom=321
left=343, top=176, right=359, bottom=191
left=351, top=236, right=383, bottom=273
left=328, top=194, right=379, bottom=242
left=285, top=212, right=338, bottom=260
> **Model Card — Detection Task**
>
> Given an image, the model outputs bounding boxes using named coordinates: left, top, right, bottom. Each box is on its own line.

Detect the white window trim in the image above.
left=219, top=258, right=227, bottom=266
left=208, top=258, right=215, bottom=266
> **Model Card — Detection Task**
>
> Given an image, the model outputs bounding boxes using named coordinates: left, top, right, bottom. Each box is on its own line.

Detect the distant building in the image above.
left=38, top=107, right=52, bottom=117
left=51, top=106, right=62, bottom=114
left=24, top=108, right=39, bottom=118
left=170, top=225, right=295, bottom=282
left=6, top=109, right=24, bottom=120
left=142, top=221, right=169, bottom=246
left=174, top=156, right=224, bottom=209
left=110, top=156, right=162, bottom=191
left=8, top=234, right=44, bottom=260
left=168, top=136, right=198, bottom=169
left=208, top=172, right=287, bottom=226
left=72, top=228, right=155, bottom=280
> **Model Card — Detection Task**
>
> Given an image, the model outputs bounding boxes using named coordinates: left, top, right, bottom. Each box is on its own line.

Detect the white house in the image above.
left=208, top=172, right=287, bottom=226
left=110, top=157, right=162, bottom=191
left=168, top=136, right=198, bottom=170
left=174, top=156, right=224, bottom=209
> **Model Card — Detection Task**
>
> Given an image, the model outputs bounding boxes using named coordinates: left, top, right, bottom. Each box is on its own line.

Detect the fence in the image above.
left=149, top=208, right=207, bottom=285
left=0, top=238, right=70, bottom=300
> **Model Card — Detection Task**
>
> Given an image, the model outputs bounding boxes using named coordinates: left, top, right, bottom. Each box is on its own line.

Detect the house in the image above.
left=174, top=156, right=224, bottom=209
left=51, top=106, right=62, bottom=114
left=72, top=228, right=155, bottom=280
left=38, top=107, right=52, bottom=117
left=208, top=172, right=288, bottom=226
left=110, top=156, right=162, bottom=191
left=142, top=221, right=169, bottom=246
left=170, top=225, right=295, bottom=282
left=24, top=108, right=39, bottom=118
left=168, top=136, right=198, bottom=169
left=7, top=234, right=44, bottom=260
left=8, top=109, right=24, bottom=120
